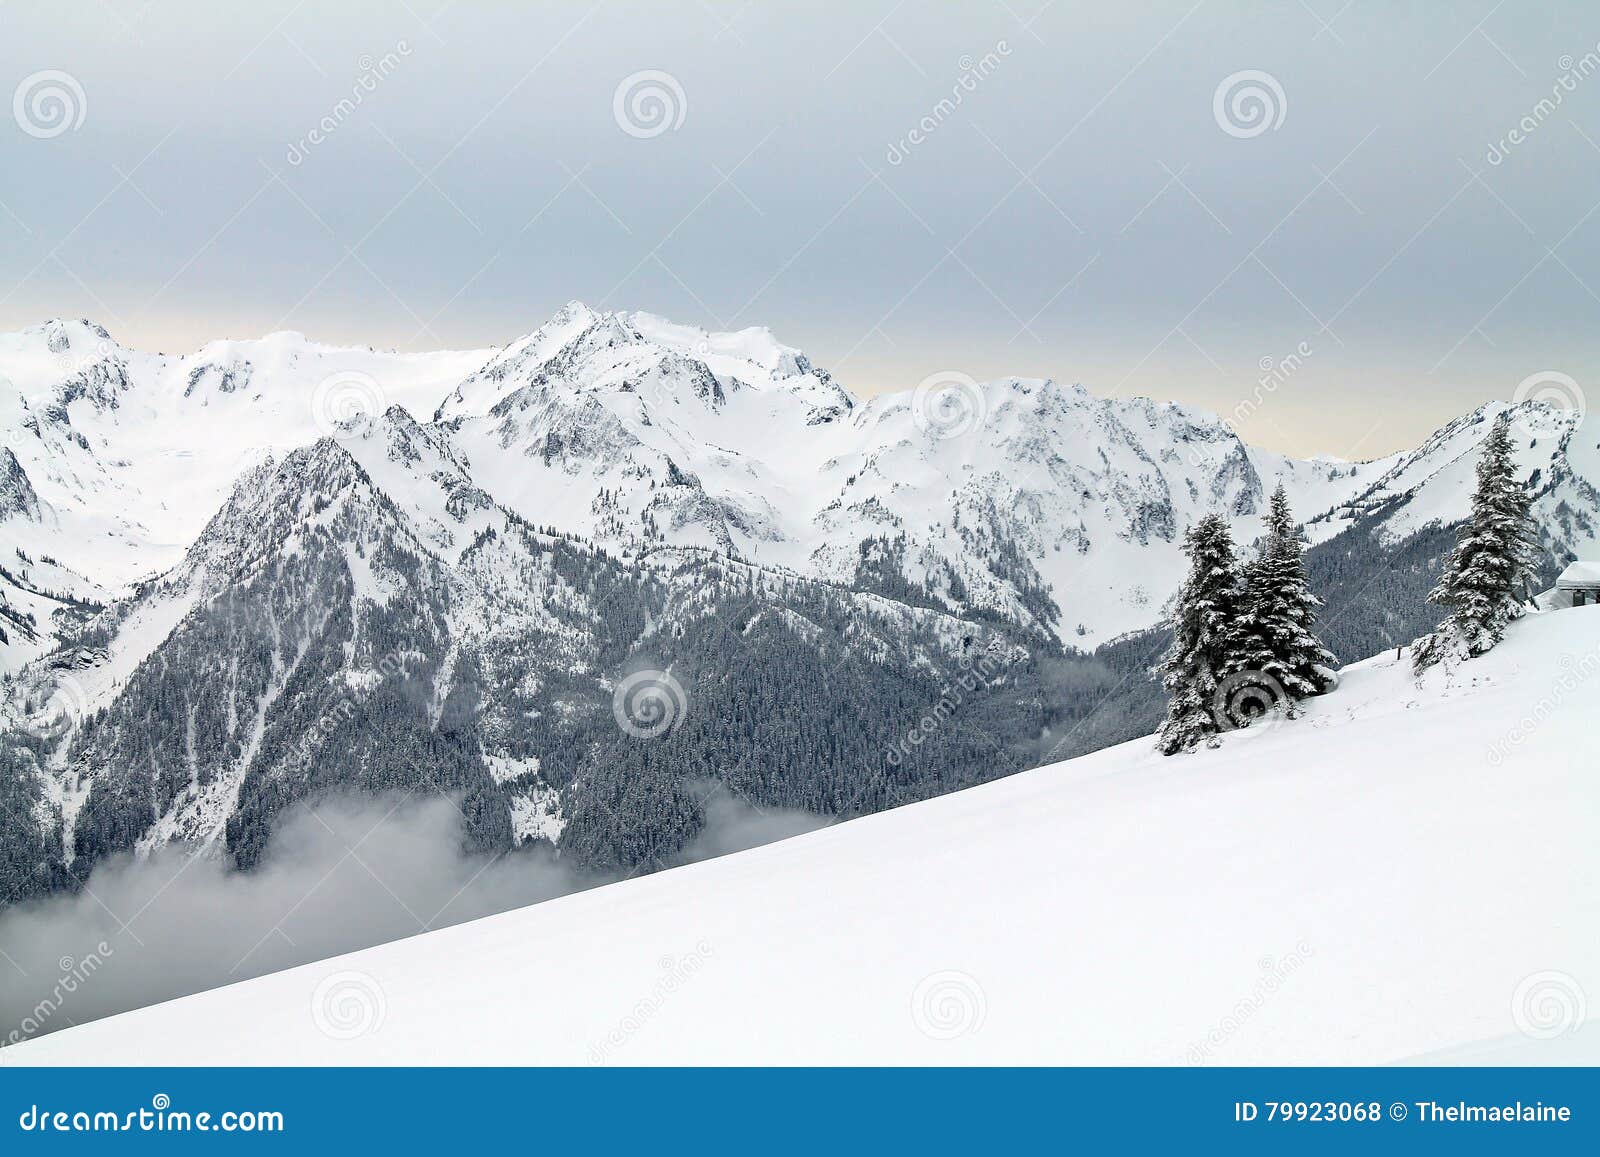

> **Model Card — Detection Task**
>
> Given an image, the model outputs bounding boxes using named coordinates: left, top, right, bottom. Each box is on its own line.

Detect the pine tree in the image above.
left=1156, top=514, right=1247, bottom=754
left=1413, top=414, right=1536, bottom=670
left=1237, top=484, right=1337, bottom=703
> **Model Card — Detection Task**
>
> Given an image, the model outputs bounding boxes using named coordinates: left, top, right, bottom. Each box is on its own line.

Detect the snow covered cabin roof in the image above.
left=1556, top=561, right=1600, bottom=588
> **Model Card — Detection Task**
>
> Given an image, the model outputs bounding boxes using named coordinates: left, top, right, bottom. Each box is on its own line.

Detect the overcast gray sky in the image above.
left=2, top=1, right=1597, bottom=457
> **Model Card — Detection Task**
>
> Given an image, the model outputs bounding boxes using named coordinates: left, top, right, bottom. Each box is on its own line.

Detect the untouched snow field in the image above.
left=13, top=609, right=1600, bottom=1065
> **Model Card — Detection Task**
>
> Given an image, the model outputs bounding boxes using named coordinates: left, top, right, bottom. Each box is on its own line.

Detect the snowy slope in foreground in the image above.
left=14, top=610, right=1600, bottom=1066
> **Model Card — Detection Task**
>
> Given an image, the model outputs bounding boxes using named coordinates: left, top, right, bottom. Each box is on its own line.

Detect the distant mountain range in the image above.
left=1, top=305, right=1593, bottom=904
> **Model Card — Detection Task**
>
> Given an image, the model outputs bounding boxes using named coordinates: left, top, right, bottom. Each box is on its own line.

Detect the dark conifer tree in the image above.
left=1237, top=484, right=1337, bottom=703
left=1156, top=514, right=1247, bottom=754
left=1414, top=415, right=1536, bottom=670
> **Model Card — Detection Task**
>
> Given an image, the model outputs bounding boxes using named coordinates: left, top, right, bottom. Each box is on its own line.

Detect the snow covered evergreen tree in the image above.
left=1413, top=414, right=1536, bottom=671
left=1237, top=484, right=1337, bottom=704
left=1156, top=514, right=1246, bottom=754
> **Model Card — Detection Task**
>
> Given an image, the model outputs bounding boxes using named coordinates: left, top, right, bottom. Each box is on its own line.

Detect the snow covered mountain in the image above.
left=34, top=403, right=1020, bottom=887
left=430, top=302, right=1379, bottom=644
left=0, top=319, right=489, bottom=672
left=2, top=303, right=1597, bottom=902
left=13, top=607, right=1597, bottom=1065
left=0, top=305, right=1382, bottom=673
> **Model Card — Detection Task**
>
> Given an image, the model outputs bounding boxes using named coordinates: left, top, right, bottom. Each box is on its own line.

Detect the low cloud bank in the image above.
left=0, top=788, right=830, bottom=1047
left=671, top=788, right=835, bottom=863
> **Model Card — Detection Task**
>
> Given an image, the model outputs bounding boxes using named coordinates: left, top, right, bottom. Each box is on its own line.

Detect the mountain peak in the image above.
left=555, top=298, right=601, bottom=322
left=24, top=318, right=118, bottom=359
left=434, top=303, right=854, bottom=424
